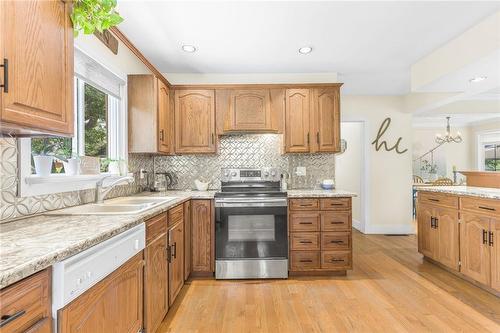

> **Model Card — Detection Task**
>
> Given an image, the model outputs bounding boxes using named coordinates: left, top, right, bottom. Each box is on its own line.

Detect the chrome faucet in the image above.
left=95, top=175, right=134, bottom=204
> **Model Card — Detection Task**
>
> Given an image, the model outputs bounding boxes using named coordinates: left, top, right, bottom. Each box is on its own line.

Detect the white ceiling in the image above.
left=117, top=1, right=500, bottom=95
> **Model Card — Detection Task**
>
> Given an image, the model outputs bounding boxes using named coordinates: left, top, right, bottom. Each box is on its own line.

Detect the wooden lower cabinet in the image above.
left=168, top=220, right=184, bottom=305
left=417, top=203, right=436, bottom=259
left=144, top=214, right=168, bottom=333
left=460, top=212, right=491, bottom=286
left=191, top=200, right=214, bottom=274
left=491, top=217, right=500, bottom=291
left=58, top=253, right=143, bottom=333
left=0, top=269, right=51, bottom=333
left=289, top=198, right=352, bottom=273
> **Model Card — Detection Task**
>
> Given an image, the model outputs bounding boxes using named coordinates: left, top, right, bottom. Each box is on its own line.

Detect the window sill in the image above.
left=20, top=173, right=134, bottom=197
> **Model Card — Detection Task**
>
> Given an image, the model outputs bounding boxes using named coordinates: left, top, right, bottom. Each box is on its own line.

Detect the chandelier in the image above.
left=435, top=116, right=462, bottom=144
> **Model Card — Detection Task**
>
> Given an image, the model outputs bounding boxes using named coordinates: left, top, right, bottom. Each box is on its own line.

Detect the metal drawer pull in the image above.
left=428, top=198, right=440, bottom=202
left=489, top=232, right=494, bottom=247
left=299, top=240, right=313, bottom=244
left=166, top=246, right=172, bottom=262
left=299, top=222, right=313, bottom=225
left=483, top=229, right=488, bottom=244
left=330, top=240, right=344, bottom=244
left=0, top=58, right=8, bottom=93
left=434, top=217, right=438, bottom=228
left=430, top=217, right=435, bottom=228
left=0, top=310, right=26, bottom=328
left=159, top=129, right=164, bottom=141
left=328, top=203, right=344, bottom=206
left=330, top=259, right=344, bottom=262
left=172, top=242, right=177, bottom=259
left=330, top=221, right=344, bottom=224
left=299, top=203, right=314, bottom=207
left=478, top=206, right=496, bottom=211
left=299, top=259, right=313, bottom=263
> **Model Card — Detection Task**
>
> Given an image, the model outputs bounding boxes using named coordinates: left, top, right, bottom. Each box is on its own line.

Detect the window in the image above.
left=30, top=78, right=121, bottom=174
left=484, top=143, right=500, bottom=171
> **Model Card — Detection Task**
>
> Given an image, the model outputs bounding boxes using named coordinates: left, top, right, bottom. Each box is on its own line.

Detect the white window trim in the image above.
left=17, top=79, right=129, bottom=198
left=475, top=130, right=500, bottom=171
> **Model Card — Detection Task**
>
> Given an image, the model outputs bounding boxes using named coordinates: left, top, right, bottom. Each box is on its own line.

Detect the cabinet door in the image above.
left=144, top=235, right=168, bottom=333
left=285, top=89, right=310, bottom=153
left=417, top=204, right=436, bottom=259
left=228, top=89, right=271, bottom=131
left=174, top=90, right=215, bottom=153
left=59, top=253, right=143, bottom=333
left=490, top=218, right=500, bottom=292
left=169, top=222, right=184, bottom=305
left=184, top=200, right=192, bottom=280
left=191, top=200, right=213, bottom=273
left=312, top=88, right=340, bottom=152
left=1, top=0, right=73, bottom=135
left=460, top=212, right=490, bottom=286
left=157, top=80, right=171, bottom=154
left=435, top=207, right=459, bottom=270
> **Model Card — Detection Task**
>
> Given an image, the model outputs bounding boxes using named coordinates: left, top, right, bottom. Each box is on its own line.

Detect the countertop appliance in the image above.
left=52, top=223, right=145, bottom=329
left=215, top=168, right=288, bottom=279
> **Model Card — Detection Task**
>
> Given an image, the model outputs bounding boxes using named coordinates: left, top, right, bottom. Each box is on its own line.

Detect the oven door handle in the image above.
left=215, top=201, right=287, bottom=208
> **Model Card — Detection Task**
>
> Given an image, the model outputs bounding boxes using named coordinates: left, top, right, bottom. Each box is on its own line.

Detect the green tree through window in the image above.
left=84, top=83, right=108, bottom=157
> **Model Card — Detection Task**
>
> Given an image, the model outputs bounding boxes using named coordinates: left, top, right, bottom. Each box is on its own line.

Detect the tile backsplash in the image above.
left=154, top=134, right=335, bottom=190
left=0, top=134, right=335, bottom=223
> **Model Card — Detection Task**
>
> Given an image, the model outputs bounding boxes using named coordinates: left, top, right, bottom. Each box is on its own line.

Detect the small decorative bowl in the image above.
left=321, top=183, right=334, bottom=190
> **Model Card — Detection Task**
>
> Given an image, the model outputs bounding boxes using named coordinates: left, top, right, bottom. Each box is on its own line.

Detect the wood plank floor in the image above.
left=158, top=230, right=500, bottom=333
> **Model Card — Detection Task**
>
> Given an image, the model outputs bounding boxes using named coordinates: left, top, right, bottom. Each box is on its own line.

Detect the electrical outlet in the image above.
left=295, top=166, right=306, bottom=176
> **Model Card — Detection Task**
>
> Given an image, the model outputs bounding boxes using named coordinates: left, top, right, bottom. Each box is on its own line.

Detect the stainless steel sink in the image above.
left=46, top=196, right=177, bottom=215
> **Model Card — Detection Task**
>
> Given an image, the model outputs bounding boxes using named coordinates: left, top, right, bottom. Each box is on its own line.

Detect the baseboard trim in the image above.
left=364, top=223, right=416, bottom=235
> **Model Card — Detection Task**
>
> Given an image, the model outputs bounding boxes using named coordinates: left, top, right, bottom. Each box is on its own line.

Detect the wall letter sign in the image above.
left=371, top=118, right=408, bottom=154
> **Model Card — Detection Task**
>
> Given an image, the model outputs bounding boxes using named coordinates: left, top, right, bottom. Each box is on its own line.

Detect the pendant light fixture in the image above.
left=435, top=116, right=462, bottom=144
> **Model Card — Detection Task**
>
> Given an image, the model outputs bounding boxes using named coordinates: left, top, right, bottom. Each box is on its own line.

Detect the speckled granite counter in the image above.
left=287, top=189, right=357, bottom=198
left=417, top=186, right=500, bottom=200
left=0, top=188, right=356, bottom=289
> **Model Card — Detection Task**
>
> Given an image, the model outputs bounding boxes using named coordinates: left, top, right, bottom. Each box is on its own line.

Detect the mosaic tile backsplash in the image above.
left=154, top=134, right=335, bottom=190
left=0, top=134, right=334, bottom=223
left=0, top=138, right=152, bottom=223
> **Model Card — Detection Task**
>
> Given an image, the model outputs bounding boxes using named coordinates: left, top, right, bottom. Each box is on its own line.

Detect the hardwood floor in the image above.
left=158, top=230, right=500, bottom=333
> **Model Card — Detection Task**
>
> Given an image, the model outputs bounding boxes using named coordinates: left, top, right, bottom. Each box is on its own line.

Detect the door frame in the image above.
left=338, top=118, right=370, bottom=234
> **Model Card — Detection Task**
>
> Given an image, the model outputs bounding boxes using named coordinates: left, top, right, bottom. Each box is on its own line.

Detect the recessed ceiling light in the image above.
left=182, top=45, right=197, bottom=53
left=298, top=46, right=312, bottom=54
left=469, top=76, right=487, bottom=83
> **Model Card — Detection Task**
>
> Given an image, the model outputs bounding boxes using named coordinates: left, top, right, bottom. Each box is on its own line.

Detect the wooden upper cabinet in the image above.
left=284, top=89, right=310, bottom=153
left=312, top=88, right=340, bottom=152
left=0, top=0, right=74, bottom=136
left=191, top=200, right=213, bottom=273
left=228, top=89, right=271, bottom=131
left=128, top=75, right=173, bottom=154
left=157, top=80, right=172, bottom=154
left=174, top=90, right=216, bottom=154
left=460, top=212, right=491, bottom=286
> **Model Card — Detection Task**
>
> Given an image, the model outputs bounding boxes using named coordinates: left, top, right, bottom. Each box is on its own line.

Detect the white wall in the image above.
left=335, top=122, right=363, bottom=229
left=341, top=96, right=414, bottom=234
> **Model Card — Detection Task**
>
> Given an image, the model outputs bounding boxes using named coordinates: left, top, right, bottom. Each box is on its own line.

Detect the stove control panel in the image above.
left=221, top=168, right=281, bottom=182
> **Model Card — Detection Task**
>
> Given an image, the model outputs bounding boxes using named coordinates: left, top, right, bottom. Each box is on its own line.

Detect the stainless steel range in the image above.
left=215, top=168, right=288, bottom=279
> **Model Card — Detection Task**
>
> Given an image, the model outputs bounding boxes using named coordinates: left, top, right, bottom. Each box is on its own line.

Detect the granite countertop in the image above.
left=0, top=188, right=354, bottom=289
left=416, top=186, right=500, bottom=200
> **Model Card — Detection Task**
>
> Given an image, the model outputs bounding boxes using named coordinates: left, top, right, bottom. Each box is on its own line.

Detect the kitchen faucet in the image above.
left=95, top=175, right=135, bottom=203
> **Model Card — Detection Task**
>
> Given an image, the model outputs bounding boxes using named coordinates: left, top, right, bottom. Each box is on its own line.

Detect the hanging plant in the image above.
left=71, top=0, right=124, bottom=37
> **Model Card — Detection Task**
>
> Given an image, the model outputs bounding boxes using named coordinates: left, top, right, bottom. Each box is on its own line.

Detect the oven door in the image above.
left=215, top=199, right=288, bottom=260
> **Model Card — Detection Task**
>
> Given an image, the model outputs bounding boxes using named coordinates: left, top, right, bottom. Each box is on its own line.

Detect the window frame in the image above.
left=476, top=130, right=500, bottom=171
left=17, top=77, right=128, bottom=197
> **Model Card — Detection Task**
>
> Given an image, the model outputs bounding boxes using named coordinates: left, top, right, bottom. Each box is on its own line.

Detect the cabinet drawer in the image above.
left=146, top=213, right=167, bottom=245
left=290, top=212, right=320, bottom=232
left=290, top=233, right=320, bottom=250
left=419, top=192, right=458, bottom=209
left=168, top=204, right=184, bottom=227
left=290, top=251, right=320, bottom=270
left=321, top=211, right=351, bottom=231
left=320, top=198, right=351, bottom=210
left=461, top=197, right=500, bottom=216
left=0, top=269, right=51, bottom=333
left=289, top=199, right=319, bottom=211
left=321, top=251, right=351, bottom=269
left=321, top=232, right=351, bottom=250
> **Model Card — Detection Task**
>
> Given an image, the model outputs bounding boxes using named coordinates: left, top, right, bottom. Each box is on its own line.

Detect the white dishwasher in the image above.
left=52, top=223, right=145, bottom=330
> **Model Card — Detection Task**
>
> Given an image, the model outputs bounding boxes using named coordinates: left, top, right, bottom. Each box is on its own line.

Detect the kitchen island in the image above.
left=416, top=185, right=500, bottom=295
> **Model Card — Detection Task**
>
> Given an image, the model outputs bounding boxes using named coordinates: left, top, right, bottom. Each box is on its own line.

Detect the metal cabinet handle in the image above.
left=483, top=229, right=488, bottom=244
left=172, top=242, right=177, bottom=259
left=0, top=310, right=26, bottom=328
left=299, top=259, right=312, bottom=263
left=428, top=198, right=440, bottom=202
left=166, top=246, right=171, bottom=263
left=0, top=58, right=8, bottom=93
left=300, top=203, right=314, bottom=207
left=430, top=217, right=435, bottom=228
left=434, top=217, right=438, bottom=229
left=159, top=129, right=164, bottom=141
left=211, top=133, right=215, bottom=144
left=316, top=132, right=320, bottom=144
left=479, top=206, right=496, bottom=212
left=330, top=240, right=344, bottom=244
left=299, top=240, right=312, bottom=244
left=330, top=222, right=344, bottom=224
left=299, top=222, right=313, bottom=224
left=489, top=232, right=494, bottom=247
left=330, top=259, right=344, bottom=262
